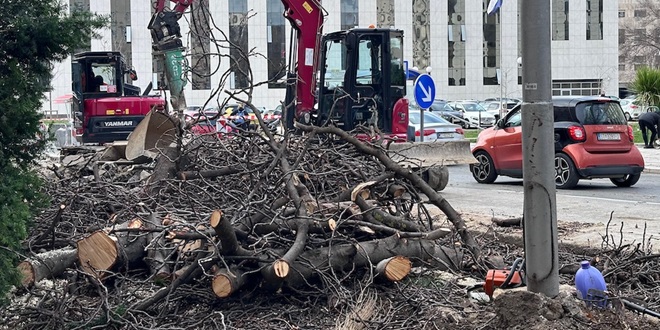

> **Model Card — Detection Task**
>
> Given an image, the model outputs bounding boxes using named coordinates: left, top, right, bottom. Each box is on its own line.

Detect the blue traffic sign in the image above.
left=413, top=74, right=436, bottom=109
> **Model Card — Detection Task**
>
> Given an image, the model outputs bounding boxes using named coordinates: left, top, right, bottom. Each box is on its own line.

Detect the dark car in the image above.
left=470, top=96, right=644, bottom=189
left=429, top=99, right=463, bottom=124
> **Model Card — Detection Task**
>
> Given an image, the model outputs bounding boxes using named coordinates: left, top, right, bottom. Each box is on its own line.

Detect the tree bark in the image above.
left=18, top=247, right=78, bottom=286
left=212, top=267, right=246, bottom=298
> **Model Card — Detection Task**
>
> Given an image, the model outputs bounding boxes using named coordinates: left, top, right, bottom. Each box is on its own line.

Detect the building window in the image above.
left=586, top=0, right=603, bottom=40
left=191, top=0, right=211, bottom=90
left=341, top=0, right=359, bottom=30
left=618, top=29, right=625, bottom=44
left=483, top=0, right=499, bottom=85
left=619, top=64, right=625, bottom=71
left=633, top=56, right=645, bottom=63
left=267, top=0, right=286, bottom=89
left=552, top=0, right=569, bottom=40
left=448, top=0, right=466, bottom=86
left=618, top=11, right=625, bottom=18
left=229, top=1, right=249, bottom=89
left=634, top=10, right=646, bottom=17
left=552, top=79, right=601, bottom=96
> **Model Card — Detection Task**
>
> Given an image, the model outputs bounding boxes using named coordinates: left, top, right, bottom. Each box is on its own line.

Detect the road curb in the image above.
left=643, top=167, right=660, bottom=174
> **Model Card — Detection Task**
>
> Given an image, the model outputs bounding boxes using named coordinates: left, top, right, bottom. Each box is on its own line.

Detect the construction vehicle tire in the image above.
left=422, top=165, right=449, bottom=191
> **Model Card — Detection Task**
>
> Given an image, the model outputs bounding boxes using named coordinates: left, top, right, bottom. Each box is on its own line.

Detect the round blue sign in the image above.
left=413, top=74, right=436, bottom=109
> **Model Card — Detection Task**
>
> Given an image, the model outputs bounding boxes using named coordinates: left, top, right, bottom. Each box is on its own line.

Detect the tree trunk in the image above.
left=76, top=218, right=147, bottom=278
left=212, top=268, right=246, bottom=298
left=18, top=247, right=78, bottom=286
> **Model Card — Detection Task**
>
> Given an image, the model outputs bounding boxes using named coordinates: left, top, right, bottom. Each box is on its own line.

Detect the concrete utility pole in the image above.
left=520, top=0, right=559, bottom=297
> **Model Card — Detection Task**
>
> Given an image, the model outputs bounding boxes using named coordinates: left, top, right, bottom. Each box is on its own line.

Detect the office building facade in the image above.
left=44, top=0, right=618, bottom=116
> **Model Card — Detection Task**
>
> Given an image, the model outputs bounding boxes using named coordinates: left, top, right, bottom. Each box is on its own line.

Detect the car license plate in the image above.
left=597, top=133, right=620, bottom=141
left=437, top=132, right=454, bottom=138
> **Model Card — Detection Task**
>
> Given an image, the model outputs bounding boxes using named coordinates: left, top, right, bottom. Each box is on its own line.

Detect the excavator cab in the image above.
left=316, top=28, right=408, bottom=137
left=71, top=51, right=165, bottom=144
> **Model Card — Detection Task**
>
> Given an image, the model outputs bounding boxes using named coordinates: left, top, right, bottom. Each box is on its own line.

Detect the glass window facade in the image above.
left=229, top=1, right=249, bottom=89
left=341, top=0, right=359, bottom=30
left=191, top=0, right=211, bottom=90
left=448, top=0, right=466, bottom=86
left=267, top=0, right=286, bottom=88
left=552, top=0, right=569, bottom=40
left=586, top=0, right=603, bottom=40
left=483, top=0, right=499, bottom=85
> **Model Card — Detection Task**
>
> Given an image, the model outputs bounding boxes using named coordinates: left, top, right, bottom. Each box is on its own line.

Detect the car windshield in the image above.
left=575, top=101, right=627, bottom=125
left=431, top=100, right=447, bottom=111
left=461, top=103, right=487, bottom=112
left=409, top=111, right=450, bottom=125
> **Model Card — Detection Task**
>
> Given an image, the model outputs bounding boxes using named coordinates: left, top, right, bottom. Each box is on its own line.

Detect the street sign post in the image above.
left=413, top=74, right=436, bottom=142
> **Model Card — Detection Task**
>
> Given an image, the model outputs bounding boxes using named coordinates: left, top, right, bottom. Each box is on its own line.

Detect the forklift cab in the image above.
left=317, top=28, right=407, bottom=133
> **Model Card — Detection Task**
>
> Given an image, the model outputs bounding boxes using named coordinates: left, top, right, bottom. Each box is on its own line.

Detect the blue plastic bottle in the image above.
left=575, top=261, right=607, bottom=307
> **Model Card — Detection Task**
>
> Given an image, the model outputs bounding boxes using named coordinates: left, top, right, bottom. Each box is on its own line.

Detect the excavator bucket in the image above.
left=387, top=140, right=477, bottom=167
left=125, top=110, right=177, bottom=161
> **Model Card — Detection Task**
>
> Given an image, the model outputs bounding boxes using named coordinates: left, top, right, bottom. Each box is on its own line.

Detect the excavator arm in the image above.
left=149, top=0, right=193, bottom=112
left=280, top=0, right=325, bottom=128
left=124, top=0, right=193, bottom=161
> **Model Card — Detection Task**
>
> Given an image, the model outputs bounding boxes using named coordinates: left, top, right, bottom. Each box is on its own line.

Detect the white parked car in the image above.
left=408, top=106, right=465, bottom=142
left=481, top=100, right=520, bottom=120
left=445, top=101, right=496, bottom=128
left=622, top=96, right=658, bottom=121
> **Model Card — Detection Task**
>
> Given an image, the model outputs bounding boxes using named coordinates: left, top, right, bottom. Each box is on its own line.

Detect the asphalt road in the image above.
left=441, top=165, right=660, bottom=246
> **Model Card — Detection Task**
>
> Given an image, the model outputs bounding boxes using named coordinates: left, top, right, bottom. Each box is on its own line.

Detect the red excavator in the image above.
left=71, top=51, right=165, bottom=144
left=70, top=0, right=192, bottom=145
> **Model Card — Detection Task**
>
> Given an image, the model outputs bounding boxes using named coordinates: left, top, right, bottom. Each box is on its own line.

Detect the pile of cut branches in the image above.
left=6, top=124, right=480, bottom=327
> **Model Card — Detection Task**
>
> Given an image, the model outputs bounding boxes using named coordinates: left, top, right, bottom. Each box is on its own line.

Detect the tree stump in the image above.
left=375, top=256, right=412, bottom=282
left=77, top=218, right=147, bottom=278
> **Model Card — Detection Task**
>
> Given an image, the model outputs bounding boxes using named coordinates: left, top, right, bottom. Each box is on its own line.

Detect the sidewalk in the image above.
left=637, top=143, right=660, bottom=174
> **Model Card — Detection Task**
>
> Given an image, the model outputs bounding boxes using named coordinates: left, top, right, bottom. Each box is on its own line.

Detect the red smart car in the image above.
left=470, top=96, right=645, bottom=189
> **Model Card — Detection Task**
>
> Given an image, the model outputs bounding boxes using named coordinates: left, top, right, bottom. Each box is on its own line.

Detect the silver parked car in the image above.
left=408, top=106, right=465, bottom=142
